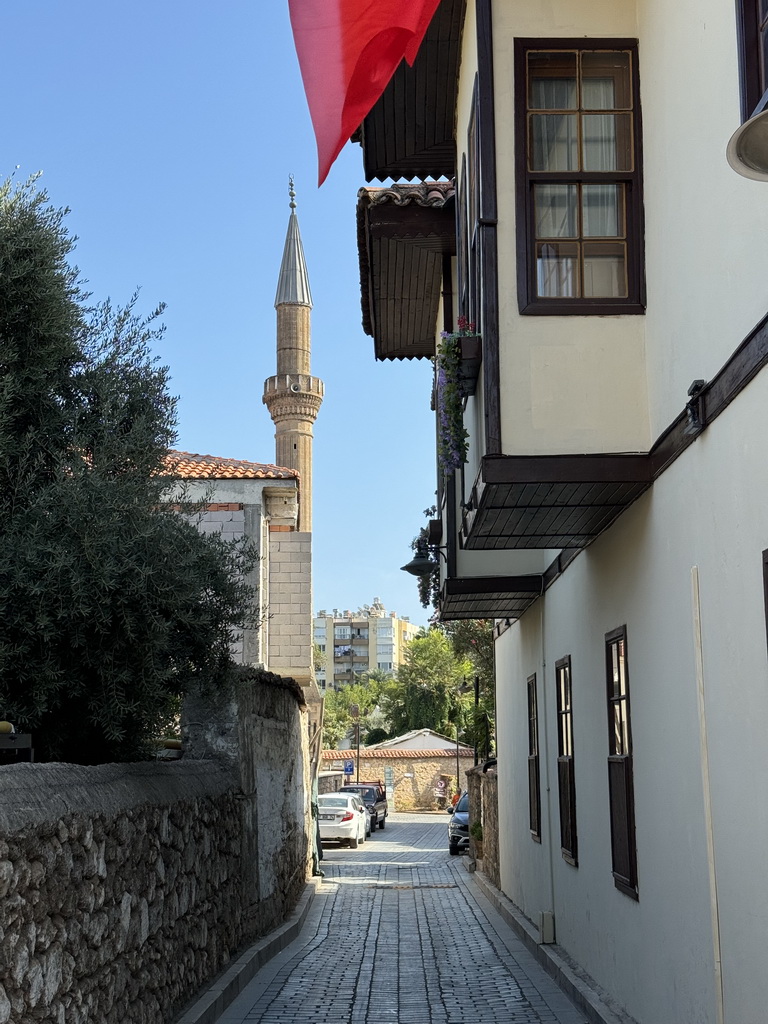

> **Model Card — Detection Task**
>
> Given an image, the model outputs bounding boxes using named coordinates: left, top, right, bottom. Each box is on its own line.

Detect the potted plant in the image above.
left=470, top=820, right=484, bottom=859
left=436, top=317, right=481, bottom=475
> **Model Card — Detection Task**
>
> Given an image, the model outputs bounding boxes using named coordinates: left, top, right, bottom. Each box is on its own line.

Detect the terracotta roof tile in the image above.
left=168, top=450, right=298, bottom=481
left=357, top=181, right=455, bottom=209
left=322, top=747, right=473, bottom=760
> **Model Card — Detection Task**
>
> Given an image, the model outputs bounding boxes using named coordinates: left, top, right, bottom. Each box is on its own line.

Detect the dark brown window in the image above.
left=527, top=673, right=541, bottom=840
left=605, top=626, right=638, bottom=898
left=515, top=40, right=644, bottom=315
left=736, top=1, right=768, bottom=121
left=555, top=656, right=577, bottom=865
left=457, top=156, right=470, bottom=319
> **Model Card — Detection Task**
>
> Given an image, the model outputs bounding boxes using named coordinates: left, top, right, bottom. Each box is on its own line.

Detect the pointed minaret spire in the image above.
left=263, top=177, right=324, bottom=532
left=275, top=176, right=313, bottom=309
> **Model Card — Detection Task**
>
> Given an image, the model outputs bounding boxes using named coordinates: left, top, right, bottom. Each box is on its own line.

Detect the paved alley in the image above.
left=211, top=813, right=589, bottom=1024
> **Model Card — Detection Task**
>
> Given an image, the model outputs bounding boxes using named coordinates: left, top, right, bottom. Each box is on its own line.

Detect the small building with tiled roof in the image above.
left=170, top=450, right=299, bottom=481
left=166, top=449, right=302, bottom=673
left=322, top=734, right=474, bottom=811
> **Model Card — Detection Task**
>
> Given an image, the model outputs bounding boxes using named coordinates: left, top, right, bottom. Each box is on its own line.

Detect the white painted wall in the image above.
left=475, top=0, right=768, bottom=1021
left=491, top=0, right=649, bottom=456
left=498, top=364, right=768, bottom=1024
left=638, top=0, right=768, bottom=436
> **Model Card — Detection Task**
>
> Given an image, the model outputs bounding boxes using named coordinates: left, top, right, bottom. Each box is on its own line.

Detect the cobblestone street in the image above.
left=212, top=814, right=589, bottom=1024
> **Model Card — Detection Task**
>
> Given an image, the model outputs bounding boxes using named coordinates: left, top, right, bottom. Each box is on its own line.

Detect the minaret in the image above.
left=263, top=178, right=324, bottom=532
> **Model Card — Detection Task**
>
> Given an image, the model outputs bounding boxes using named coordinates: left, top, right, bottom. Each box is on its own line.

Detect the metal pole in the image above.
left=474, top=675, right=480, bottom=766
left=455, top=727, right=460, bottom=793
left=356, top=722, right=361, bottom=783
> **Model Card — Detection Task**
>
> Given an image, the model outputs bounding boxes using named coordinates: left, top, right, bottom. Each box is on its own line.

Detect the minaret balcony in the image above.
left=263, top=374, right=324, bottom=422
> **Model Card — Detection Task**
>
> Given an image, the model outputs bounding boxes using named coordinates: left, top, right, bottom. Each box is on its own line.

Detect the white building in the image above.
left=314, top=599, right=420, bottom=690
left=351, top=2, right=768, bottom=1022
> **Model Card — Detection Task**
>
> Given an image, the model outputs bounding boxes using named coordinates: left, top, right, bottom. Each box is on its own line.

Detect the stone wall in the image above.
left=322, top=750, right=475, bottom=810
left=182, top=667, right=312, bottom=939
left=267, top=532, right=313, bottom=686
left=467, top=764, right=499, bottom=887
left=0, top=669, right=311, bottom=1024
left=317, top=772, right=344, bottom=795
left=0, top=762, right=240, bottom=1024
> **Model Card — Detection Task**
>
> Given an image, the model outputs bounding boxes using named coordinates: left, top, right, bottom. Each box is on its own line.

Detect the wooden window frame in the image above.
left=605, top=625, right=638, bottom=899
left=555, top=655, right=578, bottom=865
left=736, top=1, right=768, bottom=121
left=467, top=81, right=481, bottom=328
left=514, top=38, right=645, bottom=316
left=527, top=673, right=542, bottom=841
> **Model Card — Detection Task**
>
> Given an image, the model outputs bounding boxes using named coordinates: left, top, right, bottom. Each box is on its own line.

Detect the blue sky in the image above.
left=3, top=1, right=435, bottom=629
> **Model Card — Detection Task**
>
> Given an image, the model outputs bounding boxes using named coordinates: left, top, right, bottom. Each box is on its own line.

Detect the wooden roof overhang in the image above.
left=357, top=182, right=456, bottom=360
left=440, top=575, right=544, bottom=621
left=461, top=454, right=654, bottom=550
left=355, top=0, right=466, bottom=182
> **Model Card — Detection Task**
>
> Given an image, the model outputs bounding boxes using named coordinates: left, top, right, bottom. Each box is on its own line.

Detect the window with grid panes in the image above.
left=605, top=626, right=638, bottom=898
left=515, top=41, right=644, bottom=314
left=527, top=674, right=542, bottom=840
left=555, top=656, right=577, bottom=865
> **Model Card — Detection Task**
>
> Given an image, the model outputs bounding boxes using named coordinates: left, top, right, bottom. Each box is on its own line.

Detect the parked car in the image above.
left=447, top=791, right=469, bottom=855
left=317, top=793, right=368, bottom=848
left=339, top=781, right=388, bottom=829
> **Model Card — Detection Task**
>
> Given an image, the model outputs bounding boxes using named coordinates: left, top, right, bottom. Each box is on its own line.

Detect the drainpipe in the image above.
left=691, top=567, right=724, bottom=1024
left=539, top=600, right=557, bottom=942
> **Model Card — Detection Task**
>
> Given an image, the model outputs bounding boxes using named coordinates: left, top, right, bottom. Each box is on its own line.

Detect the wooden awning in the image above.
left=461, top=454, right=654, bottom=550
left=357, top=182, right=455, bottom=360
left=355, top=0, right=466, bottom=182
left=439, top=576, right=544, bottom=620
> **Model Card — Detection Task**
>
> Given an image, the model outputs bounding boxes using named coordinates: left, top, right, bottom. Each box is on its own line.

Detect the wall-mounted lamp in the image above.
left=400, top=552, right=440, bottom=577
left=683, top=379, right=707, bottom=437
left=400, top=538, right=446, bottom=578
left=727, top=106, right=768, bottom=180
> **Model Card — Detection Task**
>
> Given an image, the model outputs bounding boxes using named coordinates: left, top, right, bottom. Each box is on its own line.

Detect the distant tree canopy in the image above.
left=322, top=672, right=393, bottom=749
left=321, top=621, right=496, bottom=758
left=382, top=628, right=471, bottom=738
left=0, top=177, right=255, bottom=763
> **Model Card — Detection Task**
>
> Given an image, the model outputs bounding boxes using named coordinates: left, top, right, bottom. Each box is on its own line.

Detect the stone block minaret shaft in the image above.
left=262, top=179, right=324, bottom=532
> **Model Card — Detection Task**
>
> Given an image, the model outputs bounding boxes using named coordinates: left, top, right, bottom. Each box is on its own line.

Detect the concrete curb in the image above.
left=470, top=870, right=639, bottom=1024
left=175, top=878, right=321, bottom=1024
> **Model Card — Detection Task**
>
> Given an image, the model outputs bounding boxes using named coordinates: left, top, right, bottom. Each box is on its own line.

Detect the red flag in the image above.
left=289, top=0, right=442, bottom=185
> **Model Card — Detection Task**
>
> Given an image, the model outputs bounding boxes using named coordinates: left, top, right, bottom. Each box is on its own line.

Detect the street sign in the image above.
left=344, top=760, right=354, bottom=775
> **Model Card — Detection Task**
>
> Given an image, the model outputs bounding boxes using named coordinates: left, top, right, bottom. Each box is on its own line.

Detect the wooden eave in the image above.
left=356, top=0, right=466, bottom=182
left=461, top=454, right=653, bottom=550
left=357, top=184, right=456, bottom=361
left=439, top=575, right=544, bottom=620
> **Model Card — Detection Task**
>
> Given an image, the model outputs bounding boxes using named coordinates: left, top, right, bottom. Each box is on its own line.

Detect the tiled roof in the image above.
left=168, top=450, right=298, bottom=481
left=357, top=181, right=455, bottom=209
left=357, top=181, right=456, bottom=360
left=322, top=747, right=474, bottom=760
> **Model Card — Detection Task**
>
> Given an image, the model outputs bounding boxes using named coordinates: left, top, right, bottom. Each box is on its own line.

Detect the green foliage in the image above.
left=443, top=619, right=494, bottom=687
left=382, top=628, right=472, bottom=737
left=0, top=177, right=256, bottom=763
left=322, top=672, right=393, bottom=749
left=313, top=641, right=326, bottom=673
left=410, top=526, right=440, bottom=609
left=443, top=620, right=495, bottom=759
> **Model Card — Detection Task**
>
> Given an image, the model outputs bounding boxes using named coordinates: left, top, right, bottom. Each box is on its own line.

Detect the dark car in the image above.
left=339, top=783, right=388, bottom=829
left=448, top=791, right=469, bottom=854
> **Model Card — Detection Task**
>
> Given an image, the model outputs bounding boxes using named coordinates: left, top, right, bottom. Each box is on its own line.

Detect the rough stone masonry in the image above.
left=0, top=762, right=243, bottom=1024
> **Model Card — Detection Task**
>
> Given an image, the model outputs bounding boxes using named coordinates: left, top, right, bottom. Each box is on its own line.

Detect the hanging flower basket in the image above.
left=456, top=335, right=482, bottom=395
left=436, top=318, right=479, bottom=474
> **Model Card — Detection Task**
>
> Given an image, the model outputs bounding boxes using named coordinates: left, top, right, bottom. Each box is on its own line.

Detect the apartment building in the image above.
left=314, top=598, right=420, bottom=690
